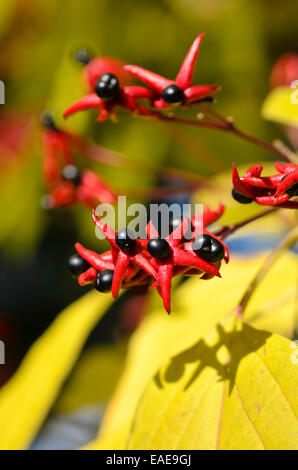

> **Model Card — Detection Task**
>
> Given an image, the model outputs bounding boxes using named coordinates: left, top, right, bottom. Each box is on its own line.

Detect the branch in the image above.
left=215, top=208, right=277, bottom=240
left=150, top=109, right=297, bottom=164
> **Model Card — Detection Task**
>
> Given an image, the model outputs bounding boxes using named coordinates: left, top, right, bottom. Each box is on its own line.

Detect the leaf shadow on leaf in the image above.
left=154, top=321, right=271, bottom=395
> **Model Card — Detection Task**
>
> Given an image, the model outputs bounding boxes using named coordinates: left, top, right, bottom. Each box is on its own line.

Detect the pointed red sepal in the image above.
left=64, top=94, right=102, bottom=119
left=42, top=130, right=74, bottom=186
left=232, top=164, right=255, bottom=198
left=112, top=251, right=130, bottom=299
left=173, top=247, right=221, bottom=277
left=274, top=171, right=298, bottom=198
left=77, top=171, right=118, bottom=206
left=78, top=267, right=98, bottom=286
left=244, top=175, right=280, bottom=189
left=152, top=98, right=168, bottom=109
left=42, top=151, right=60, bottom=188
left=131, top=253, right=159, bottom=281
left=92, top=212, right=117, bottom=247
left=84, top=57, right=132, bottom=90
left=75, top=243, right=114, bottom=271
left=48, top=182, right=76, bottom=207
left=255, top=194, right=298, bottom=209
left=124, top=65, right=172, bottom=93
left=97, top=102, right=112, bottom=122
left=200, top=262, right=221, bottom=280
left=184, top=85, right=219, bottom=103
left=203, top=202, right=225, bottom=227
left=244, top=165, right=263, bottom=177
left=254, top=195, right=289, bottom=206
left=123, top=86, right=155, bottom=100
left=123, top=270, right=149, bottom=288
left=176, top=33, right=205, bottom=89
left=99, top=250, right=114, bottom=262
left=274, top=162, right=297, bottom=174
left=158, top=262, right=173, bottom=314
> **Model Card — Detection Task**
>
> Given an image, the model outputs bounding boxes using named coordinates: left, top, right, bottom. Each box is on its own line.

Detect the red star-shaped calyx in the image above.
left=41, top=115, right=75, bottom=187
left=232, top=163, right=298, bottom=209
left=82, top=56, right=134, bottom=92
left=41, top=112, right=118, bottom=209
left=70, top=204, right=229, bottom=314
left=145, top=203, right=229, bottom=313
left=92, top=212, right=159, bottom=298
left=64, top=55, right=156, bottom=123
left=43, top=167, right=118, bottom=209
left=124, top=33, right=218, bottom=109
left=273, top=163, right=298, bottom=199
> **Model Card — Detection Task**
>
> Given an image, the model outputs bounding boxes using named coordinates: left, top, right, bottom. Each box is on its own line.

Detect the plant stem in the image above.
left=215, top=208, right=277, bottom=240
left=237, top=225, right=298, bottom=316
left=153, top=111, right=297, bottom=164
left=229, top=124, right=297, bottom=163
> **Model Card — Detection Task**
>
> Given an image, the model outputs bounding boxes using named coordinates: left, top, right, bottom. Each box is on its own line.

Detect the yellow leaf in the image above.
left=55, top=342, right=127, bottom=415
left=0, top=290, right=113, bottom=450
left=262, top=86, right=298, bottom=128
left=90, top=253, right=297, bottom=449
left=127, top=318, right=298, bottom=450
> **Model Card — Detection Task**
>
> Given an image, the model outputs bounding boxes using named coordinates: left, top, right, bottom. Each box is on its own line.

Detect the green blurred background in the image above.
left=0, top=0, right=297, bottom=380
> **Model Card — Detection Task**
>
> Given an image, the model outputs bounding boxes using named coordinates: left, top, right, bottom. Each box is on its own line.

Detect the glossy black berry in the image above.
left=62, top=165, right=82, bottom=186
left=192, top=234, right=225, bottom=263
left=286, top=183, right=298, bottom=197
left=161, top=85, right=185, bottom=104
left=232, top=188, right=253, bottom=204
left=147, top=238, right=170, bottom=259
left=116, top=229, right=136, bottom=253
left=74, top=47, right=92, bottom=65
left=94, top=270, right=114, bottom=293
left=68, top=255, right=90, bottom=277
left=40, top=111, right=57, bottom=130
left=169, top=216, right=193, bottom=240
left=94, top=73, right=120, bottom=100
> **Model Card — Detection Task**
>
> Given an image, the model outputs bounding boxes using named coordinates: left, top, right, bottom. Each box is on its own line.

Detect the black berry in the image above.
left=286, top=183, right=298, bottom=197
left=40, top=111, right=57, bottom=130
left=68, top=255, right=90, bottom=277
left=94, top=73, right=120, bottom=100
left=62, top=165, right=82, bottom=186
left=116, top=229, right=136, bottom=253
left=232, top=188, right=253, bottom=204
left=161, top=85, right=185, bottom=104
left=94, top=270, right=114, bottom=293
left=147, top=238, right=170, bottom=259
left=192, top=234, right=225, bottom=263
left=74, top=47, right=92, bottom=65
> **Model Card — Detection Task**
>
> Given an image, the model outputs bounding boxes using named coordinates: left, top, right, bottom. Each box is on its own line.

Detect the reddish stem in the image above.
left=215, top=208, right=277, bottom=240
left=153, top=111, right=297, bottom=164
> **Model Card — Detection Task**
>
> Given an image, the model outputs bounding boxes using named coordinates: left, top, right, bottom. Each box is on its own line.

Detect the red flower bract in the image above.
left=71, top=204, right=229, bottom=314
left=41, top=115, right=117, bottom=208
left=124, top=33, right=219, bottom=109
left=63, top=55, right=156, bottom=122
left=232, top=163, right=298, bottom=209
left=83, top=56, right=133, bottom=91
left=44, top=169, right=118, bottom=209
